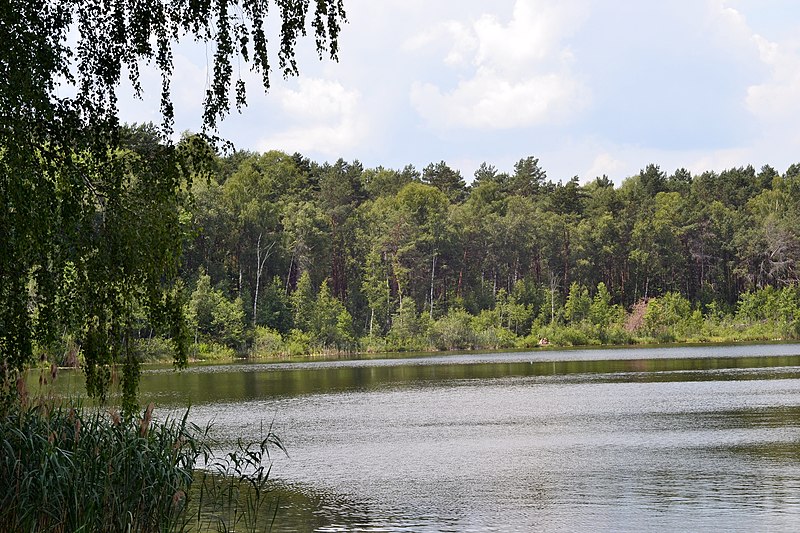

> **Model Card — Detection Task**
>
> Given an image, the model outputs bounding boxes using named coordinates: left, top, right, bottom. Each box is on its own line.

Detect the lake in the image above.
left=46, top=344, right=800, bottom=531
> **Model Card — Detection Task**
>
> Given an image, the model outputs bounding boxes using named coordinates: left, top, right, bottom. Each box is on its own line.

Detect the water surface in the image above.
left=42, top=344, right=800, bottom=531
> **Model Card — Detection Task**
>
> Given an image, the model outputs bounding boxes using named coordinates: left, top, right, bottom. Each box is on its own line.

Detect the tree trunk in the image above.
left=429, top=252, right=437, bottom=320
left=252, top=233, right=275, bottom=326
left=369, top=308, right=374, bottom=337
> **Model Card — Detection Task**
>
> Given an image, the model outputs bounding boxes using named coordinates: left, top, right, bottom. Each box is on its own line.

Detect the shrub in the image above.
left=642, top=292, right=693, bottom=337
left=360, top=334, right=388, bottom=353
left=134, top=337, right=177, bottom=363
left=285, top=329, right=313, bottom=356
left=249, top=326, right=285, bottom=358
left=187, top=271, right=246, bottom=349
left=551, top=325, right=593, bottom=346
left=193, top=342, right=237, bottom=361
left=736, top=285, right=800, bottom=339
left=386, top=304, right=427, bottom=351
left=474, top=325, right=518, bottom=349
left=604, top=327, right=635, bottom=345
left=429, top=309, right=477, bottom=350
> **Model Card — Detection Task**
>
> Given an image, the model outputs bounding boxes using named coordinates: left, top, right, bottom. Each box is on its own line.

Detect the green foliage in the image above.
left=421, top=161, right=467, bottom=203
left=187, top=271, right=245, bottom=349
left=510, top=156, right=547, bottom=197
left=1, top=135, right=196, bottom=412
left=475, top=325, right=519, bottom=350
left=642, top=292, right=701, bottom=339
left=290, top=271, right=316, bottom=333
left=1, top=0, right=347, bottom=407
left=469, top=309, right=519, bottom=349
left=428, top=309, right=477, bottom=350
left=194, top=342, right=238, bottom=361
left=362, top=165, right=418, bottom=199
left=537, top=324, right=594, bottom=347
left=249, top=327, right=285, bottom=358
left=387, top=304, right=427, bottom=351
left=564, top=282, right=591, bottom=324
left=285, top=329, right=314, bottom=356
left=589, top=282, right=618, bottom=328
left=169, top=144, right=800, bottom=356
left=258, top=277, right=292, bottom=333
left=0, top=402, right=198, bottom=532
left=736, top=285, right=800, bottom=338
left=312, top=281, right=355, bottom=350
left=494, top=285, right=535, bottom=335
left=0, top=400, right=284, bottom=533
left=282, top=200, right=330, bottom=286
left=1, top=0, right=346, bottom=135
left=133, top=337, right=177, bottom=363
left=362, top=248, right=391, bottom=335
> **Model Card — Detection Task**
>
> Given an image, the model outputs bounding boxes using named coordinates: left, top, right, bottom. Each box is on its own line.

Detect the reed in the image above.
left=0, top=399, right=283, bottom=532
left=189, top=428, right=285, bottom=533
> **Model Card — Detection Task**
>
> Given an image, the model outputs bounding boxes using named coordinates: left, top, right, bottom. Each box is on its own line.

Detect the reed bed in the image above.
left=0, top=400, right=283, bottom=532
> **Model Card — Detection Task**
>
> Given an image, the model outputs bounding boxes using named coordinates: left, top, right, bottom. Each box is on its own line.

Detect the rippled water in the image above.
left=41, top=344, right=800, bottom=531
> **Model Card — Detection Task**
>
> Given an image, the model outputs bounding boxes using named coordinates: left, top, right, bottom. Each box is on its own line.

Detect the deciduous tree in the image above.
left=0, top=0, right=347, bottom=410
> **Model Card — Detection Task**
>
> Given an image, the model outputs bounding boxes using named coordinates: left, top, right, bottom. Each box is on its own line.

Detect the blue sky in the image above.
left=118, top=0, right=800, bottom=184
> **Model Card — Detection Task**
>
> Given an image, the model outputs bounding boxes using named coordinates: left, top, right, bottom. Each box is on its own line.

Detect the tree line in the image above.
left=115, top=125, right=800, bottom=359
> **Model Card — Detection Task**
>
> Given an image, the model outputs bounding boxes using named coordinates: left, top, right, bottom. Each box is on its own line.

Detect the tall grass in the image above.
left=0, top=398, right=284, bottom=532
left=191, top=431, right=285, bottom=533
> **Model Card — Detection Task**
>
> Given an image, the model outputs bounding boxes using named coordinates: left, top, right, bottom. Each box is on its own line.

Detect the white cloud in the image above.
left=404, top=21, right=478, bottom=68
left=684, top=147, right=754, bottom=176
left=256, top=78, right=369, bottom=156
left=277, top=78, right=360, bottom=123
left=107, top=0, right=800, bottom=180
left=170, top=52, right=209, bottom=115
left=408, top=0, right=589, bottom=130
left=585, top=153, right=625, bottom=180
left=710, top=2, right=800, bottom=129
left=746, top=35, right=800, bottom=122
left=710, top=0, right=754, bottom=44
left=410, top=69, right=586, bottom=129
left=471, top=1, right=580, bottom=73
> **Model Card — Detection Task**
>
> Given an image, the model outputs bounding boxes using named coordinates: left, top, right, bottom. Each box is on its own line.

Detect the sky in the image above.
left=117, top=0, right=800, bottom=185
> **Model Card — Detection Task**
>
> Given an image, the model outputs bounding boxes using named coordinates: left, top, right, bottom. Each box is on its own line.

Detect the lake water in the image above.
left=47, top=344, right=800, bottom=531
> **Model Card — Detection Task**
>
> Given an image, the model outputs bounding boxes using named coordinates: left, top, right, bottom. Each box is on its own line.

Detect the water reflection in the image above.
left=33, top=344, right=800, bottom=531
left=141, top=348, right=800, bottom=405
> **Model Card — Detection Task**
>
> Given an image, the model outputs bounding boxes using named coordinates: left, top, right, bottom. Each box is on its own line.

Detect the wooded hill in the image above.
left=91, top=126, right=800, bottom=359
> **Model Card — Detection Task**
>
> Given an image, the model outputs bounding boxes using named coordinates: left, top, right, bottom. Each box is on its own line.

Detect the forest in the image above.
left=80, top=123, right=799, bottom=364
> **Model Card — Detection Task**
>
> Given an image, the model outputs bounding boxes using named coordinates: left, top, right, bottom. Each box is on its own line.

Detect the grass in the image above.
left=190, top=431, right=285, bottom=533
left=0, top=394, right=285, bottom=533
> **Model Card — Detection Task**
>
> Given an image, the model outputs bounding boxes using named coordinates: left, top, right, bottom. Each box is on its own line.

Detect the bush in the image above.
left=429, top=309, right=477, bottom=350
left=360, top=334, right=388, bottom=353
left=546, top=325, right=594, bottom=346
left=249, top=326, right=285, bottom=358
left=285, top=329, right=313, bottom=356
left=474, top=325, right=518, bottom=349
left=386, top=304, right=427, bottom=351
left=736, top=285, right=800, bottom=339
left=134, top=337, right=176, bottom=363
left=187, top=271, right=246, bottom=349
left=604, top=326, right=635, bottom=345
left=193, top=342, right=237, bottom=361
left=642, top=292, right=694, bottom=337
